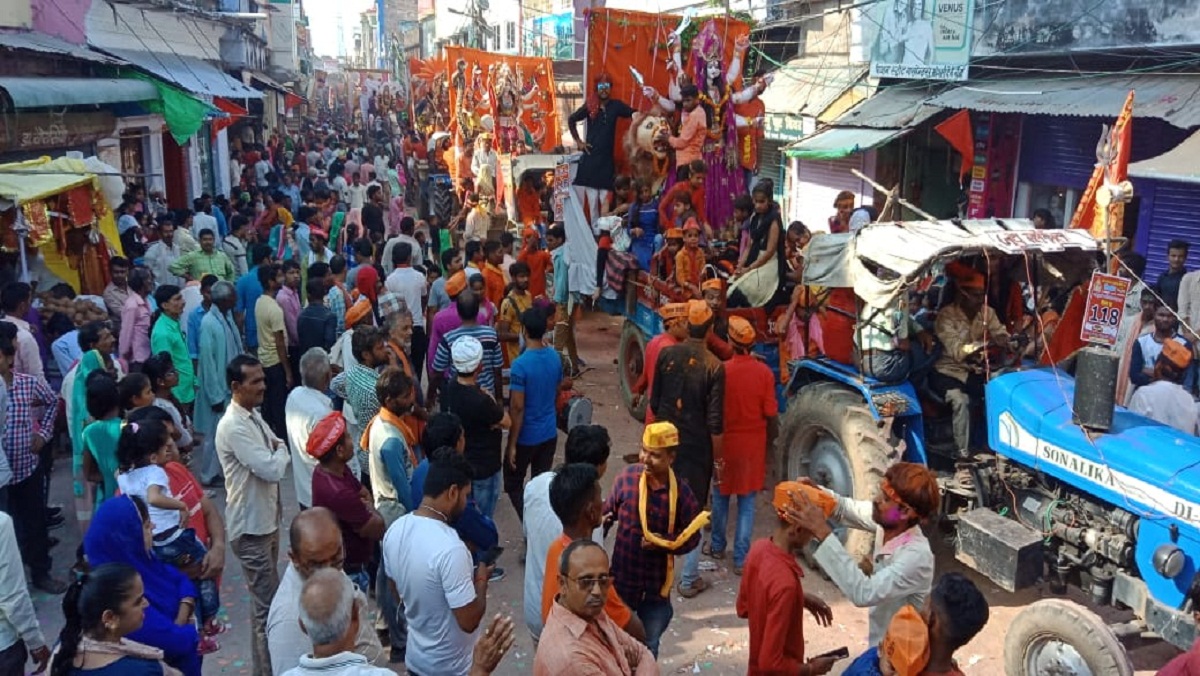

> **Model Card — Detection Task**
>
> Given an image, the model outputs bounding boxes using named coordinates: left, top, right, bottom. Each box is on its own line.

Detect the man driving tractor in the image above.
left=930, top=261, right=1010, bottom=457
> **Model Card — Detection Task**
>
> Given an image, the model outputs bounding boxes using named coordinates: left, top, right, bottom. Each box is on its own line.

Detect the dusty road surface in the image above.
left=31, top=310, right=1183, bottom=674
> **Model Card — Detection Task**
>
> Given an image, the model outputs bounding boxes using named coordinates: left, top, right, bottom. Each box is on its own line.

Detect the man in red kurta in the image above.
left=632, top=303, right=690, bottom=424
left=710, top=317, right=777, bottom=571
left=737, top=483, right=836, bottom=676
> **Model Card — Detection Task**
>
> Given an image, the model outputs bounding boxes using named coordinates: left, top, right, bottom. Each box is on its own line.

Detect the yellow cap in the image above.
left=642, top=421, right=679, bottom=449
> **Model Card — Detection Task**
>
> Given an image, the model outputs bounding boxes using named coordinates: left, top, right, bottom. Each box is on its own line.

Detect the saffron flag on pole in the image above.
left=1069, top=90, right=1134, bottom=240
left=934, top=109, right=973, bottom=181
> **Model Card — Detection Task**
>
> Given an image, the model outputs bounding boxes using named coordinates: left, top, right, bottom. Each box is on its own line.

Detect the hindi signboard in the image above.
left=1079, top=272, right=1131, bottom=347
left=865, top=0, right=975, bottom=81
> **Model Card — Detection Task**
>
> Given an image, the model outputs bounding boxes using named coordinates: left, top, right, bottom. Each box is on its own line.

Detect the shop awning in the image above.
left=782, top=84, right=944, bottom=159
left=0, top=32, right=122, bottom=64
left=785, top=127, right=906, bottom=159
left=0, top=156, right=98, bottom=205
left=0, top=77, right=158, bottom=108
left=102, top=48, right=262, bottom=100
left=247, top=71, right=290, bottom=94
left=927, top=74, right=1200, bottom=129
left=1129, top=128, right=1200, bottom=184
left=761, top=63, right=867, bottom=120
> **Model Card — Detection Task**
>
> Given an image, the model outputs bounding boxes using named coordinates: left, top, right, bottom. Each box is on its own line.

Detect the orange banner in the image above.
left=409, top=57, right=449, bottom=135
left=442, top=46, right=559, bottom=154
left=584, top=8, right=750, bottom=172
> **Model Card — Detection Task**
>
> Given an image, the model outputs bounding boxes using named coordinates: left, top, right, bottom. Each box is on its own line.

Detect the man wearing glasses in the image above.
left=535, top=537, right=658, bottom=675
left=567, top=73, right=635, bottom=224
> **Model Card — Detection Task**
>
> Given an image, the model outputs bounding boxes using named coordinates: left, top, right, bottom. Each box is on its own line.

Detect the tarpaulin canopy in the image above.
left=803, top=219, right=1099, bottom=308
left=1129, top=128, right=1200, bottom=185
left=0, top=156, right=97, bottom=204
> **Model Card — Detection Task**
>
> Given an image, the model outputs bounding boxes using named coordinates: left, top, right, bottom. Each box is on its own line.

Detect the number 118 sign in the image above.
left=1079, top=271, right=1132, bottom=347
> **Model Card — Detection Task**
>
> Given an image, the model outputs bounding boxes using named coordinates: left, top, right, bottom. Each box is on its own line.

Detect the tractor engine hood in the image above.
left=987, top=369, right=1200, bottom=607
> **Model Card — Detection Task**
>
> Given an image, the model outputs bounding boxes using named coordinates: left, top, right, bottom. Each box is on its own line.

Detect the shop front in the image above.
left=0, top=110, right=116, bottom=163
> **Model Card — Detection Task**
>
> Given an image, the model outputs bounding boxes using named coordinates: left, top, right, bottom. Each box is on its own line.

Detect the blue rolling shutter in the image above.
left=1143, top=180, right=1200, bottom=283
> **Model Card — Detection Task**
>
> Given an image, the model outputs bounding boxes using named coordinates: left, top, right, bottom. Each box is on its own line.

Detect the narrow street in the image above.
left=24, top=310, right=1180, bottom=675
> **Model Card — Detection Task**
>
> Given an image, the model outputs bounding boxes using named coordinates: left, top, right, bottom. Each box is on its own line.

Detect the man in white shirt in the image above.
left=383, top=448, right=492, bottom=676
left=216, top=354, right=292, bottom=676
left=381, top=217, right=424, bottom=272
left=224, top=214, right=252, bottom=279
left=522, top=425, right=610, bottom=641
left=332, top=174, right=350, bottom=209
left=0, top=511, right=48, bottom=674
left=145, top=220, right=185, bottom=288
left=1130, top=340, right=1199, bottom=435
left=193, top=198, right=220, bottom=241
left=256, top=155, right=272, bottom=188
left=348, top=175, right=368, bottom=211
left=286, top=348, right=338, bottom=510
left=0, top=283, right=44, bottom=381
left=269, top=508, right=383, bottom=676
left=785, top=462, right=938, bottom=646
left=471, top=135, right=497, bottom=195
left=385, top=242, right=428, bottom=371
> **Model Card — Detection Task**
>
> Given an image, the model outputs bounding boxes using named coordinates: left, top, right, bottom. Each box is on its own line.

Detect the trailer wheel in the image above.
left=777, top=381, right=899, bottom=563
left=617, top=321, right=648, bottom=421
left=1004, top=599, right=1133, bottom=676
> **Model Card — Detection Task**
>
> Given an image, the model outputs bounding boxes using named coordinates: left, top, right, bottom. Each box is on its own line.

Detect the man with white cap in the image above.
left=440, top=335, right=511, bottom=524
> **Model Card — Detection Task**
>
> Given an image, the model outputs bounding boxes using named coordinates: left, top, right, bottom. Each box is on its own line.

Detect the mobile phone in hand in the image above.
left=811, top=646, right=849, bottom=661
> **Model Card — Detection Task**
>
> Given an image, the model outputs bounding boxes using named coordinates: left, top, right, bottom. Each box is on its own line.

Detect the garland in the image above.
left=698, top=88, right=731, bottom=141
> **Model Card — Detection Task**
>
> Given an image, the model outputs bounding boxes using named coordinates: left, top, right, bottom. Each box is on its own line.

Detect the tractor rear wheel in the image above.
left=778, top=381, right=900, bottom=563
left=1004, top=599, right=1133, bottom=676
left=432, top=178, right=455, bottom=224
left=617, top=321, right=648, bottom=422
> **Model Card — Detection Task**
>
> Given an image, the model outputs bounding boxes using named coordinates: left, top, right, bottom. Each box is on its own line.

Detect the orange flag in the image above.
left=934, top=110, right=973, bottom=181
left=1069, top=90, right=1134, bottom=240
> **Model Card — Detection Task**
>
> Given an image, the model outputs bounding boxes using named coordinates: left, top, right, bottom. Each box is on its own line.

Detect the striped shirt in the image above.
left=431, top=324, right=504, bottom=394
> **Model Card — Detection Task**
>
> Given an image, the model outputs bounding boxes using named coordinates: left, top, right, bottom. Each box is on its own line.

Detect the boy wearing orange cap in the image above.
left=736, top=481, right=837, bottom=676
left=308, top=411, right=386, bottom=591
left=651, top=228, right=683, bottom=285
left=930, top=262, right=1010, bottom=457
left=675, top=220, right=706, bottom=299
left=1129, top=336, right=1199, bottom=434
left=708, top=317, right=777, bottom=573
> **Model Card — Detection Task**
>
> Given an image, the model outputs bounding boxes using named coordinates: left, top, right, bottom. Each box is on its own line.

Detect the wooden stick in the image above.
left=852, top=168, right=937, bottom=221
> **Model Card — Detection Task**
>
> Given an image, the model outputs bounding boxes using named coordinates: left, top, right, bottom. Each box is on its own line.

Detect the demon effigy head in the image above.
left=625, top=111, right=670, bottom=194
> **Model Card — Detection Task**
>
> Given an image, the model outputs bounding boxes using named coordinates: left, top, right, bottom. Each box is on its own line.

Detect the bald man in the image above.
left=267, top=508, right=385, bottom=675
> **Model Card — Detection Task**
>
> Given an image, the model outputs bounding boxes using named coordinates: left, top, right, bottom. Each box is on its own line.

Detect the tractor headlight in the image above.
left=1153, top=543, right=1186, bottom=579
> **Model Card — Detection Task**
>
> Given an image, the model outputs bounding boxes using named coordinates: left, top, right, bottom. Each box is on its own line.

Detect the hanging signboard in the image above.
left=1079, top=271, right=1131, bottom=347
left=865, top=0, right=975, bottom=81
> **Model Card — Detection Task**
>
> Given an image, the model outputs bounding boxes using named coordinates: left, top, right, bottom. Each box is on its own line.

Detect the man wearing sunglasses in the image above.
left=782, top=462, right=938, bottom=647
left=567, top=73, right=635, bottom=225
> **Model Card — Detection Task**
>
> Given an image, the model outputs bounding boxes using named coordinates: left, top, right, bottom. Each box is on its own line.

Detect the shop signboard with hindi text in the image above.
left=864, top=0, right=975, bottom=81
left=0, top=111, right=116, bottom=155
left=1079, top=271, right=1130, bottom=347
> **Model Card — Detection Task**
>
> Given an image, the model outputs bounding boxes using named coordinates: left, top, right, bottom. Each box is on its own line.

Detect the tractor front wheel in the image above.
left=1003, top=599, right=1133, bottom=676
left=617, top=321, right=648, bottom=422
left=777, top=381, right=900, bottom=563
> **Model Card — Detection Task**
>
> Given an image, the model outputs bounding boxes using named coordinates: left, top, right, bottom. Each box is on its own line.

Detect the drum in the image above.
left=558, top=395, right=593, bottom=433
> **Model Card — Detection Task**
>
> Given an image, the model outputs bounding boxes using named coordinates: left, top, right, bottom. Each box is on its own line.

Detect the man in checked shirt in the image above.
left=0, top=323, right=65, bottom=594
left=603, top=421, right=707, bottom=658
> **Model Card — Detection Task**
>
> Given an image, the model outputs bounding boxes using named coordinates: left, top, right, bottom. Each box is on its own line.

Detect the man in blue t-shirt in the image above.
left=235, top=244, right=273, bottom=351
left=504, top=307, right=564, bottom=522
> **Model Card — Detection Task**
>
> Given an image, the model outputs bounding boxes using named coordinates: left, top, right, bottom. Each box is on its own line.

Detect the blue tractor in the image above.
left=773, top=218, right=1199, bottom=674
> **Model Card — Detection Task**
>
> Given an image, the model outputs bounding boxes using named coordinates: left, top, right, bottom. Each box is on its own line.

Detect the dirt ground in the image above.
left=29, top=309, right=1185, bottom=674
